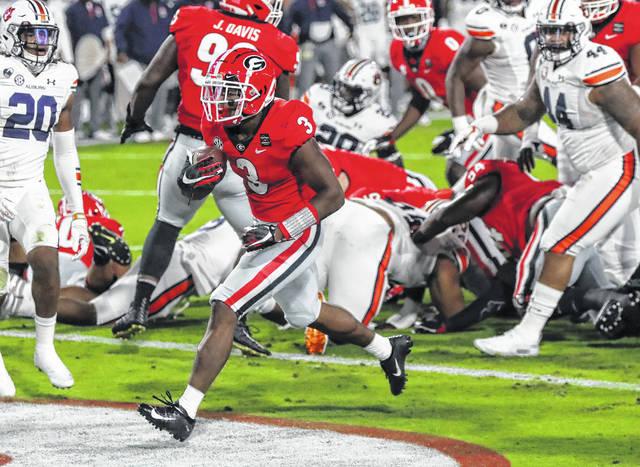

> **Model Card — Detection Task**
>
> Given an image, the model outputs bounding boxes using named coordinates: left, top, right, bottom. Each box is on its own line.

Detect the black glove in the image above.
left=517, top=140, right=540, bottom=173
left=375, top=134, right=404, bottom=168
left=242, top=224, right=279, bottom=251
left=120, top=103, right=153, bottom=144
left=177, top=156, right=224, bottom=201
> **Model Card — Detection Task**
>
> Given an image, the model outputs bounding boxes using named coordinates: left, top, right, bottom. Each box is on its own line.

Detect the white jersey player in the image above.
left=446, top=0, right=560, bottom=166
left=455, top=0, right=640, bottom=357
left=0, top=0, right=89, bottom=396
left=303, top=58, right=397, bottom=154
left=349, top=0, right=391, bottom=68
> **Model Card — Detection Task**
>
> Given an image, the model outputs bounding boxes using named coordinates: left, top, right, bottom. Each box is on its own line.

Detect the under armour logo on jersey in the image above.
left=47, top=78, right=55, bottom=85
left=243, top=55, right=267, bottom=72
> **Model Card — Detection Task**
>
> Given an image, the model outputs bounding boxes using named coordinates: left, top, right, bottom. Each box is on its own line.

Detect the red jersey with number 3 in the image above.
left=591, top=0, right=640, bottom=83
left=464, top=160, right=561, bottom=257
left=390, top=28, right=474, bottom=114
left=56, top=215, right=124, bottom=268
left=202, top=99, right=316, bottom=222
left=170, top=7, right=299, bottom=130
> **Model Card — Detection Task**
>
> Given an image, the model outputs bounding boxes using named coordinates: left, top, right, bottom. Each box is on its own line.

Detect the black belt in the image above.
left=175, top=124, right=203, bottom=140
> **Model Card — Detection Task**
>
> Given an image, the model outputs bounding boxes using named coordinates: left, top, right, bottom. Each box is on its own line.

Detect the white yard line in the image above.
left=2, top=330, right=638, bottom=391
left=50, top=189, right=157, bottom=196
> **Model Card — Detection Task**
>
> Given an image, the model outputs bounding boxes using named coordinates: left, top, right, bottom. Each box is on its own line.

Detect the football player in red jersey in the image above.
left=112, top=0, right=300, bottom=338
left=367, top=0, right=485, bottom=167
left=320, top=144, right=435, bottom=197
left=412, top=160, right=640, bottom=335
left=582, top=0, right=640, bottom=85
left=135, top=49, right=414, bottom=442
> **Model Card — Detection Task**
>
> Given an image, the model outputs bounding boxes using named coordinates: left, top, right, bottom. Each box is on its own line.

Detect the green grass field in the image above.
left=2, top=120, right=640, bottom=466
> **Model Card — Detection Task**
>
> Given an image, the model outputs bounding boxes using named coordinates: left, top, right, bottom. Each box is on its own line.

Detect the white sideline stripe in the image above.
left=50, top=189, right=157, bottom=196
left=2, top=330, right=638, bottom=391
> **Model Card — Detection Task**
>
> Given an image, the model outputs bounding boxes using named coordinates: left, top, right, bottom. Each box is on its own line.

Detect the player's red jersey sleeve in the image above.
left=389, top=39, right=405, bottom=74
left=273, top=100, right=316, bottom=156
left=352, top=186, right=453, bottom=207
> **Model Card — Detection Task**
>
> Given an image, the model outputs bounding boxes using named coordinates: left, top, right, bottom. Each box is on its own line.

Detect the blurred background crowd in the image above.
left=0, top=0, right=481, bottom=142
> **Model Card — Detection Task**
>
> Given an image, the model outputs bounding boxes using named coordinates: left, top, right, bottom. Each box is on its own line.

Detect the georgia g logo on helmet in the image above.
left=243, top=55, right=267, bottom=72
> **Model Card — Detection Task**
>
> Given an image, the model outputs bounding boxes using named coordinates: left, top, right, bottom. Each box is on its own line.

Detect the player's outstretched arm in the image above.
left=590, top=78, right=640, bottom=148
left=290, top=138, right=345, bottom=221
left=391, top=88, right=430, bottom=141
left=53, top=95, right=90, bottom=259
left=446, top=37, right=493, bottom=121
left=412, top=173, right=500, bottom=245
left=629, top=43, right=640, bottom=87
left=121, top=36, right=179, bottom=143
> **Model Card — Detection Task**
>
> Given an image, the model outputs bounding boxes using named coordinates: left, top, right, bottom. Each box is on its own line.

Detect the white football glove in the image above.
left=0, top=197, right=16, bottom=222
left=448, top=124, right=484, bottom=155
left=70, top=213, right=90, bottom=260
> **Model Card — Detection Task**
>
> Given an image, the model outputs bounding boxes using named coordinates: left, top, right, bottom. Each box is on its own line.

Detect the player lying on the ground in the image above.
left=352, top=184, right=507, bottom=330
left=136, top=48, right=415, bottom=442
left=444, top=0, right=640, bottom=357
left=412, top=160, right=640, bottom=337
left=0, top=0, right=91, bottom=396
left=2, top=215, right=273, bottom=358
left=320, top=144, right=436, bottom=197
left=264, top=196, right=472, bottom=354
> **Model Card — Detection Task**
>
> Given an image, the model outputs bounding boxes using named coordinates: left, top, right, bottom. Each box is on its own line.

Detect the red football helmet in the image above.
left=580, top=0, right=619, bottom=22
left=201, top=48, right=277, bottom=126
left=387, top=0, right=434, bottom=50
left=219, top=0, right=283, bottom=26
left=57, top=190, right=109, bottom=218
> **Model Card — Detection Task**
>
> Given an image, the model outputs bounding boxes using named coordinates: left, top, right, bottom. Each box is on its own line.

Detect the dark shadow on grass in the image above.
left=587, top=342, right=640, bottom=349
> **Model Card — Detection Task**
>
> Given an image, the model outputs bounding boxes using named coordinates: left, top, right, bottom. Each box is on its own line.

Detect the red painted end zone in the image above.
left=3, top=397, right=510, bottom=466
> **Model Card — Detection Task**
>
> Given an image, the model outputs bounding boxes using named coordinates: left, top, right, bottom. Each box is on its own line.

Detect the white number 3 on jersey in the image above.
left=297, top=116, right=313, bottom=135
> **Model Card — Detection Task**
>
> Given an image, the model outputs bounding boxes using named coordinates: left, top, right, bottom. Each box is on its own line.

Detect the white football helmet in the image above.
left=0, top=0, right=59, bottom=75
left=537, top=0, right=591, bottom=65
left=580, top=0, right=619, bottom=22
left=331, top=58, right=383, bottom=116
left=387, top=0, right=434, bottom=51
left=490, top=0, right=528, bottom=14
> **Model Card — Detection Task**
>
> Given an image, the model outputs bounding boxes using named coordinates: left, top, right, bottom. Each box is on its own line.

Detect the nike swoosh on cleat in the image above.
left=149, top=408, right=174, bottom=422
left=392, top=360, right=402, bottom=377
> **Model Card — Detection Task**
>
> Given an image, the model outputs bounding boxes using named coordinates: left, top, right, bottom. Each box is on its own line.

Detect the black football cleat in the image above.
left=89, top=223, right=132, bottom=266
left=233, top=317, right=271, bottom=357
left=413, top=314, right=446, bottom=334
left=138, top=391, right=195, bottom=442
left=112, top=298, right=149, bottom=338
left=380, top=335, right=413, bottom=396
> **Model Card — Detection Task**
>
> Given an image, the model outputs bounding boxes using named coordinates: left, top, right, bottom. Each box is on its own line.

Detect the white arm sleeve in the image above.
left=53, top=129, right=83, bottom=213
